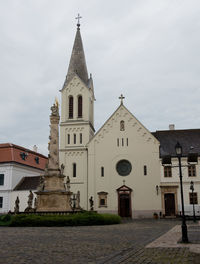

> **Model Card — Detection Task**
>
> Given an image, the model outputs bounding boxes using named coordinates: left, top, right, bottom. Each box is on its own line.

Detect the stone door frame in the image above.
left=116, top=185, right=132, bottom=217
left=160, top=185, right=178, bottom=217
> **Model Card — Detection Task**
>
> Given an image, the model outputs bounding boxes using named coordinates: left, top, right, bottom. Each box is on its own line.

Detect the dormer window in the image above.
left=78, top=95, right=83, bottom=118
left=20, top=152, right=28, bottom=160
left=35, top=157, right=39, bottom=164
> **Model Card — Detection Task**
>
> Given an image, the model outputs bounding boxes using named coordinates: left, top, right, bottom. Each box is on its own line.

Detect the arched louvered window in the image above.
left=69, top=96, right=73, bottom=118
left=78, top=95, right=82, bottom=118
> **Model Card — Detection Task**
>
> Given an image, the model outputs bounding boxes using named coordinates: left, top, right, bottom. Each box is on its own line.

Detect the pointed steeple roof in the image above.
left=65, top=24, right=88, bottom=86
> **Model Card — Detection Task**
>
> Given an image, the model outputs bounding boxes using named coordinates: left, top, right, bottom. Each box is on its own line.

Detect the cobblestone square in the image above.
left=0, top=220, right=200, bottom=264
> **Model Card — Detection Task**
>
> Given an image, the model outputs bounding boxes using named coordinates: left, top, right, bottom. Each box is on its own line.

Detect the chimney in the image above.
left=169, top=124, right=175, bottom=130
left=33, top=145, right=38, bottom=152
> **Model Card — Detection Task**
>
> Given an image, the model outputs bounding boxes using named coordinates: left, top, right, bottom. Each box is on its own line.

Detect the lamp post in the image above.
left=190, top=181, right=196, bottom=222
left=175, top=142, right=189, bottom=243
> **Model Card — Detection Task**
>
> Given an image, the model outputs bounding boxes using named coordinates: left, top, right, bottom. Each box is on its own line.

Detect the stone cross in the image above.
left=123, top=179, right=126, bottom=185
left=76, top=13, right=82, bottom=27
left=119, top=94, right=125, bottom=105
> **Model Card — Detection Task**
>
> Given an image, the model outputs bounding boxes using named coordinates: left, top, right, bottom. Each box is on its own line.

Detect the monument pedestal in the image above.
left=36, top=190, right=72, bottom=212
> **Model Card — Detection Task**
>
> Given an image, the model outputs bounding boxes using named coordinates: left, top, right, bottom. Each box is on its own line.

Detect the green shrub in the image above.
left=9, top=212, right=121, bottom=227
left=0, top=214, right=12, bottom=226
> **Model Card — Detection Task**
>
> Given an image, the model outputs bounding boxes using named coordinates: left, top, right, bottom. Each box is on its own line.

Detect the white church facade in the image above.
left=59, top=22, right=162, bottom=218
left=59, top=22, right=200, bottom=218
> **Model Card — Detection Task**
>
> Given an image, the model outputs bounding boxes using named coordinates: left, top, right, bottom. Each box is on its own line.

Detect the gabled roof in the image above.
left=63, top=26, right=88, bottom=87
left=0, top=143, right=47, bottom=170
left=13, top=176, right=41, bottom=191
left=88, top=103, right=159, bottom=145
left=152, top=129, right=200, bottom=157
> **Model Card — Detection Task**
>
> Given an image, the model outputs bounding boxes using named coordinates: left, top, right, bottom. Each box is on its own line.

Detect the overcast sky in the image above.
left=0, top=0, right=200, bottom=155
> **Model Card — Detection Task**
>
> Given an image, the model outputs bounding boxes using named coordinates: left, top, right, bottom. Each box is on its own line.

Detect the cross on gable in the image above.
left=75, top=14, right=82, bottom=28
left=119, top=94, right=125, bottom=105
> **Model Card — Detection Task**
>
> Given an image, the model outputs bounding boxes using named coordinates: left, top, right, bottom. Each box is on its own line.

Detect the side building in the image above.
left=0, top=143, right=47, bottom=213
left=153, top=127, right=200, bottom=217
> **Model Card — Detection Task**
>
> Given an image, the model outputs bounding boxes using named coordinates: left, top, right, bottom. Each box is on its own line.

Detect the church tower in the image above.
left=60, top=17, right=95, bottom=209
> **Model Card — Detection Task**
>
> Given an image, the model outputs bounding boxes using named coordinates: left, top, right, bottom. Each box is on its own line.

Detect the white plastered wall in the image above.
left=88, top=105, right=162, bottom=218
left=161, top=157, right=200, bottom=215
left=0, top=163, right=42, bottom=213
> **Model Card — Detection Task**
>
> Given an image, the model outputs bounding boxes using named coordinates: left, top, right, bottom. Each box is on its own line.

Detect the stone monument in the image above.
left=35, top=100, right=72, bottom=212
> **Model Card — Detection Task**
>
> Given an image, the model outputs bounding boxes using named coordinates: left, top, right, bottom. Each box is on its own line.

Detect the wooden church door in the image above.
left=117, top=185, right=132, bottom=217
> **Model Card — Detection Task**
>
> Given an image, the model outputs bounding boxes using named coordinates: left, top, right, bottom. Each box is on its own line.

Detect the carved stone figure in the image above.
left=34, top=197, right=38, bottom=210
left=51, top=103, right=59, bottom=116
left=66, top=176, right=70, bottom=191
left=27, top=190, right=34, bottom=208
left=38, top=176, right=45, bottom=191
left=89, top=196, right=94, bottom=211
left=76, top=191, right=80, bottom=209
left=60, top=163, right=65, bottom=175
left=14, top=196, right=20, bottom=213
left=72, top=193, right=76, bottom=209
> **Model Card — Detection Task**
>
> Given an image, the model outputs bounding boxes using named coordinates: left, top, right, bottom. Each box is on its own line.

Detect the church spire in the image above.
left=65, top=15, right=88, bottom=86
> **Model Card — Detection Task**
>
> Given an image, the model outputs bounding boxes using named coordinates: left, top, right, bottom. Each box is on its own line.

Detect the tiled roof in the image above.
left=152, top=129, right=200, bottom=157
left=13, top=176, right=41, bottom=191
left=0, top=143, right=47, bottom=170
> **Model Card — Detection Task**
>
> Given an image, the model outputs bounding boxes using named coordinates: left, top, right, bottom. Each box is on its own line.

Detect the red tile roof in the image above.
left=0, top=143, right=48, bottom=170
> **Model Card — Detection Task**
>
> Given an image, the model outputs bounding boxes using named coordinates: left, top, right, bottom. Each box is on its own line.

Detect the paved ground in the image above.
left=0, top=219, right=200, bottom=264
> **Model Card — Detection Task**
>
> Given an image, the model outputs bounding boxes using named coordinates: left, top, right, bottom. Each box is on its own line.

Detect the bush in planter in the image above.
left=9, top=212, right=121, bottom=227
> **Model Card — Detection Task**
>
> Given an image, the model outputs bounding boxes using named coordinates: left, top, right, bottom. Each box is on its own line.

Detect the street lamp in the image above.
left=175, top=142, right=189, bottom=243
left=190, top=181, right=196, bottom=222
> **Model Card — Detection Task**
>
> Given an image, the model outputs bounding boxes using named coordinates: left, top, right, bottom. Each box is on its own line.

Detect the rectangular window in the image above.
left=0, top=197, right=3, bottom=208
left=67, top=134, right=70, bottom=144
left=101, top=167, right=104, bottom=177
left=144, top=165, right=147, bottom=176
left=122, top=138, right=124, bottom=146
left=188, top=165, right=196, bottom=177
left=98, top=192, right=108, bottom=207
left=80, top=133, right=82, bottom=144
left=73, top=163, right=76, bottom=178
left=127, top=138, right=128, bottom=146
left=164, top=166, right=172, bottom=177
left=117, top=138, right=119, bottom=146
left=189, top=192, right=198, bottom=204
left=74, top=134, right=76, bottom=144
left=0, top=174, right=4, bottom=185
left=100, top=198, right=105, bottom=206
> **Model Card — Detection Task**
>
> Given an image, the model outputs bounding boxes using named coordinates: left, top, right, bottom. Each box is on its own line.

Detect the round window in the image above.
left=116, top=160, right=132, bottom=176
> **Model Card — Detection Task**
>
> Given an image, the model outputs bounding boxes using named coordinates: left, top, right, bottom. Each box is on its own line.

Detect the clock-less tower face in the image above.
left=116, top=160, right=132, bottom=176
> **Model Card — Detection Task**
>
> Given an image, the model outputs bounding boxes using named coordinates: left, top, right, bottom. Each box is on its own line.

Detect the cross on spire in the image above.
left=75, top=13, right=82, bottom=28
left=119, top=94, right=125, bottom=105
left=123, top=180, right=126, bottom=185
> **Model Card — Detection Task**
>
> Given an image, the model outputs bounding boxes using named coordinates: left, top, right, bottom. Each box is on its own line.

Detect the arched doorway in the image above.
left=164, top=193, right=175, bottom=216
left=117, top=185, right=132, bottom=217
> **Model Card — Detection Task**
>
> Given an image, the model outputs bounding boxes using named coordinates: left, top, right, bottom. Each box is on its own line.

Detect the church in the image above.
left=59, top=21, right=200, bottom=218
left=60, top=20, right=162, bottom=218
